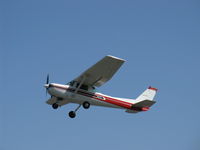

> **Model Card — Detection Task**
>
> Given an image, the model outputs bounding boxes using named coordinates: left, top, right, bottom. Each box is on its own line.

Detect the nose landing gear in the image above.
left=68, top=104, right=81, bottom=118
left=68, top=111, right=76, bottom=118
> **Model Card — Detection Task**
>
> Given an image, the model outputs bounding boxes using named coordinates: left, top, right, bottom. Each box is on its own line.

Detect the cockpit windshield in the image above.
left=68, top=81, right=75, bottom=86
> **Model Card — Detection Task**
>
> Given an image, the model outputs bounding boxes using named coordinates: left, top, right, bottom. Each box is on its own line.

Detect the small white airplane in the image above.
left=44, top=55, right=157, bottom=118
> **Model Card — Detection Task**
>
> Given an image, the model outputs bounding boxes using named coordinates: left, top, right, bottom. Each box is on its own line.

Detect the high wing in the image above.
left=73, top=55, right=125, bottom=87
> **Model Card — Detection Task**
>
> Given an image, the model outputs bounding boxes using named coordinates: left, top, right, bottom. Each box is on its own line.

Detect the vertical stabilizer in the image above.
left=136, top=86, right=158, bottom=102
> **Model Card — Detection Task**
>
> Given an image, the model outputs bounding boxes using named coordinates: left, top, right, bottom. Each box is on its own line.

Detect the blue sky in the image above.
left=1, top=0, right=200, bottom=150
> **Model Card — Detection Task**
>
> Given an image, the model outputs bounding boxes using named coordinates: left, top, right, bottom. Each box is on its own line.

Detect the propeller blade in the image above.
left=45, top=74, right=50, bottom=96
left=46, top=74, right=49, bottom=84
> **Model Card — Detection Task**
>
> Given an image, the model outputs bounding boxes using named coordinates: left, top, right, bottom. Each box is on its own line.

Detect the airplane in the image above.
left=44, top=55, right=157, bottom=118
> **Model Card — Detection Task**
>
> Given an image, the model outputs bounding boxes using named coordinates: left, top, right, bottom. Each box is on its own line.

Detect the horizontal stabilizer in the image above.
left=125, top=109, right=139, bottom=113
left=133, top=100, right=156, bottom=108
left=126, top=100, right=156, bottom=113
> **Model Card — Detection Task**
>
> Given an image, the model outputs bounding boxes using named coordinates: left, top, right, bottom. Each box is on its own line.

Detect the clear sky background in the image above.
left=1, top=0, right=200, bottom=150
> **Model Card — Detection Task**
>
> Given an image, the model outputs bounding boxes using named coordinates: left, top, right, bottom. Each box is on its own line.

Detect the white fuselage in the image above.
left=47, top=83, right=135, bottom=110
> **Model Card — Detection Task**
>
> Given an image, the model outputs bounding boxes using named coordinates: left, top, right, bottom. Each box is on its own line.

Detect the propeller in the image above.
left=45, top=74, right=50, bottom=96
left=46, top=74, right=49, bottom=85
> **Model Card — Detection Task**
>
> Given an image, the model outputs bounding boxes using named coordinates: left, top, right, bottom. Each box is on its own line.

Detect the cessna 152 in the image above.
left=44, top=55, right=157, bottom=118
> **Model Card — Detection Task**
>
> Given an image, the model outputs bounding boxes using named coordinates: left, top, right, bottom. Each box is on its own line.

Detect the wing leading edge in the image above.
left=73, top=55, right=125, bottom=87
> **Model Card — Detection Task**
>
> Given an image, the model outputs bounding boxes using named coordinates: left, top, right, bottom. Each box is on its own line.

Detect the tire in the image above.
left=52, top=103, right=59, bottom=109
left=83, top=101, right=90, bottom=109
left=69, top=111, right=76, bottom=118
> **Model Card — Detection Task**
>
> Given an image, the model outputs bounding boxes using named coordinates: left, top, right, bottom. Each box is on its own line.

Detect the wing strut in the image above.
left=74, top=76, right=86, bottom=94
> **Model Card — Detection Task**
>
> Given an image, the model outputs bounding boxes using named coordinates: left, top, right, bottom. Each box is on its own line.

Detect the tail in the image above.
left=133, top=86, right=157, bottom=108
left=126, top=86, right=158, bottom=113
left=136, top=86, right=158, bottom=102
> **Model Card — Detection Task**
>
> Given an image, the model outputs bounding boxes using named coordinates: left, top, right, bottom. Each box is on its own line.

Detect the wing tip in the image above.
left=107, top=55, right=126, bottom=62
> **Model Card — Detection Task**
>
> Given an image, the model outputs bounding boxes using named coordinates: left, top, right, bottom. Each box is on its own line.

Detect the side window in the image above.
left=80, top=84, right=88, bottom=91
left=91, top=87, right=97, bottom=92
left=69, top=81, right=75, bottom=86
left=75, top=83, right=88, bottom=91
left=76, top=83, right=80, bottom=88
left=96, top=95, right=105, bottom=100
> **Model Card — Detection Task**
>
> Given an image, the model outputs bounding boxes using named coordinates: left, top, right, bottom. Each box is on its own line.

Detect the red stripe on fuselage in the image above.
left=96, top=94, right=132, bottom=109
left=51, top=85, right=132, bottom=109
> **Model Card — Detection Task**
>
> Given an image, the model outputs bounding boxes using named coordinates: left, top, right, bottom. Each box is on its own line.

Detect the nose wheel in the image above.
left=68, top=111, right=76, bottom=118
left=68, top=104, right=81, bottom=118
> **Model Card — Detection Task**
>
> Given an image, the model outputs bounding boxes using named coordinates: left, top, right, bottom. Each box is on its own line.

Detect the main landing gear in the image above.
left=83, top=101, right=90, bottom=109
left=52, top=101, right=90, bottom=118
left=68, top=101, right=90, bottom=118
left=52, top=103, right=59, bottom=109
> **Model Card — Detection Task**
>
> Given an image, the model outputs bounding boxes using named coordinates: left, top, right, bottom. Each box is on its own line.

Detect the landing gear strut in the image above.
left=68, top=104, right=81, bottom=118
left=68, top=102, right=91, bottom=118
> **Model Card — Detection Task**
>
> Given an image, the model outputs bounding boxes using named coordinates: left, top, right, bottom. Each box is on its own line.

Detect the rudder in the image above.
left=136, top=86, right=158, bottom=102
